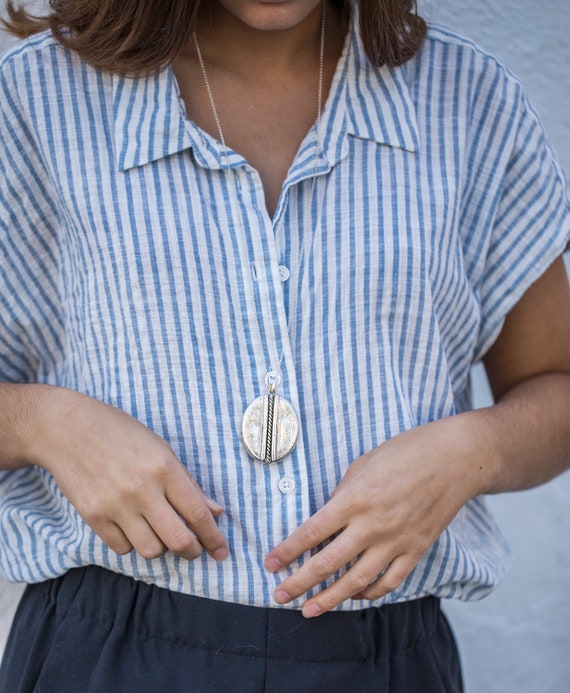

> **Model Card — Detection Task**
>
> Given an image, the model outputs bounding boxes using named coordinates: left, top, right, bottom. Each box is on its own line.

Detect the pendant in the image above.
left=241, top=372, right=299, bottom=464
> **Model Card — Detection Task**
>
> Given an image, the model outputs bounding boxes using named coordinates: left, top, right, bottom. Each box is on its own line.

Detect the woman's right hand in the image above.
left=14, top=384, right=229, bottom=562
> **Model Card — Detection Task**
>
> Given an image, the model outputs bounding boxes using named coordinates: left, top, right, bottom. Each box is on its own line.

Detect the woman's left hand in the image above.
left=264, top=415, right=491, bottom=617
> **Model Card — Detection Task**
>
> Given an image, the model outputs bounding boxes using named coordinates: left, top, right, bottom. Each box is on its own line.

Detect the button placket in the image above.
left=240, top=170, right=311, bottom=524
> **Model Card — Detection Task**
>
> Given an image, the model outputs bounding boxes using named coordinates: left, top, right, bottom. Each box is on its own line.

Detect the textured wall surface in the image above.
left=1, top=1, right=569, bottom=690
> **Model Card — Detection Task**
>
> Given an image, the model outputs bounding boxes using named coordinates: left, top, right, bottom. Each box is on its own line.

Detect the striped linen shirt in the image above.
left=1, top=16, right=569, bottom=610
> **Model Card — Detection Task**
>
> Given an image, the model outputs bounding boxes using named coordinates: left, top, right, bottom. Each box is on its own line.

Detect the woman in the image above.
left=1, top=0, right=569, bottom=690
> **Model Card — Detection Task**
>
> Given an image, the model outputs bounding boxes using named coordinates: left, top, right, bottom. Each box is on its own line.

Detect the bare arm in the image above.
left=264, top=257, right=570, bottom=617
left=0, top=383, right=229, bottom=562
left=479, top=255, right=570, bottom=491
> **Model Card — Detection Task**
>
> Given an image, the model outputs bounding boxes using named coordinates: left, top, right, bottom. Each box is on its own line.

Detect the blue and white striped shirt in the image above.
left=1, top=17, right=569, bottom=609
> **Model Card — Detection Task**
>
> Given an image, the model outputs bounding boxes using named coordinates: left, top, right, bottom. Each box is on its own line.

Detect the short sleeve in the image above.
left=0, top=46, right=63, bottom=383
left=459, top=63, right=570, bottom=363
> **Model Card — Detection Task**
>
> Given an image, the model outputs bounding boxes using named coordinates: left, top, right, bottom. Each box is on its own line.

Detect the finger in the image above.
left=265, top=505, right=345, bottom=572
left=272, top=530, right=366, bottom=605
left=119, top=515, right=169, bottom=560
left=187, top=474, right=224, bottom=517
left=145, top=502, right=207, bottom=561
left=354, top=555, right=415, bottom=601
left=203, top=495, right=224, bottom=517
left=97, top=522, right=134, bottom=555
left=300, top=549, right=389, bottom=618
left=166, top=478, right=229, bottom=560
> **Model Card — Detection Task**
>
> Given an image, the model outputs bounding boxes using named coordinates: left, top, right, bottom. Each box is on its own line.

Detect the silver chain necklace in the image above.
left=192, top=1, right=326, bottom=464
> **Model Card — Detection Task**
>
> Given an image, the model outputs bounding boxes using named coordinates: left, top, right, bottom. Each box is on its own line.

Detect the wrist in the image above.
left=412, top=411, right=503, bottom=503
left=25, top=385, right=81, bottom=472
left=0, top=383, right=55, bottom=469
left=448, top=409, right=504, bottom=499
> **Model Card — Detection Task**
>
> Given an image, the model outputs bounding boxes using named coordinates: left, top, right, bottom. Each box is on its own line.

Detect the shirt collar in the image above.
left=111, top=9, right=419, bottom=173
left=112, top=67, right=194, bottom=172
left=343, top=12, right=419, bottom=154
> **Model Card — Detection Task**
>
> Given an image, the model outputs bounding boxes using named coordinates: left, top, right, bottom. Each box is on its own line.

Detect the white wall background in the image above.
left=1, top=2, right=569, bottom=691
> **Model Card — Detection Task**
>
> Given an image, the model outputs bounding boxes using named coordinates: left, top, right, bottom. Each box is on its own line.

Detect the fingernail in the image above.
left=302, top=603, right=322, bottom=619
left=264, top=556, right=283, bottom=572
left=274, top=590, right=291, bottom=604
left=212, top=547, right=228, bottom=561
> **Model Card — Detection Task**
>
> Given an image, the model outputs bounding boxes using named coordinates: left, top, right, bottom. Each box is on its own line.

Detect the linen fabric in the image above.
left=1, top=16, right=569, bottom=609
left=0, top=565, right=463, bottom=692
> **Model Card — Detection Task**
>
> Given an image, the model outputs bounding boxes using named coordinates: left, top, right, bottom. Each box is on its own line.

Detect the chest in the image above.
left=173, top=66, right=329, bottom=218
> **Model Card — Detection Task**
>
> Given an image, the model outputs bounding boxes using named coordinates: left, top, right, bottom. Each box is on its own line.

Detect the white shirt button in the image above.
left=278, top=477, right=296, bottom=495
left=278, top=265, right=290, bottom=281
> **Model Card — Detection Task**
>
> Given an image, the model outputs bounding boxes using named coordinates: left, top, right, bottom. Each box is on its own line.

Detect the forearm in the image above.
left=459, top=372, right=570, bottom=497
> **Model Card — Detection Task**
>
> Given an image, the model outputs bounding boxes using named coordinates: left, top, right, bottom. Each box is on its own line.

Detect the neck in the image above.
left=185, top=1, right=343, bottom=77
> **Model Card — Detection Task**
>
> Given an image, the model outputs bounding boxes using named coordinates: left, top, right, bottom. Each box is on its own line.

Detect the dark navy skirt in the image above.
left=0, top=566, right=463, bottom=692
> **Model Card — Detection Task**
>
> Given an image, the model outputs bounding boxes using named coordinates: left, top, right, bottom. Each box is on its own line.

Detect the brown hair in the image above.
left=2, top=0, right=426, bottom=74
